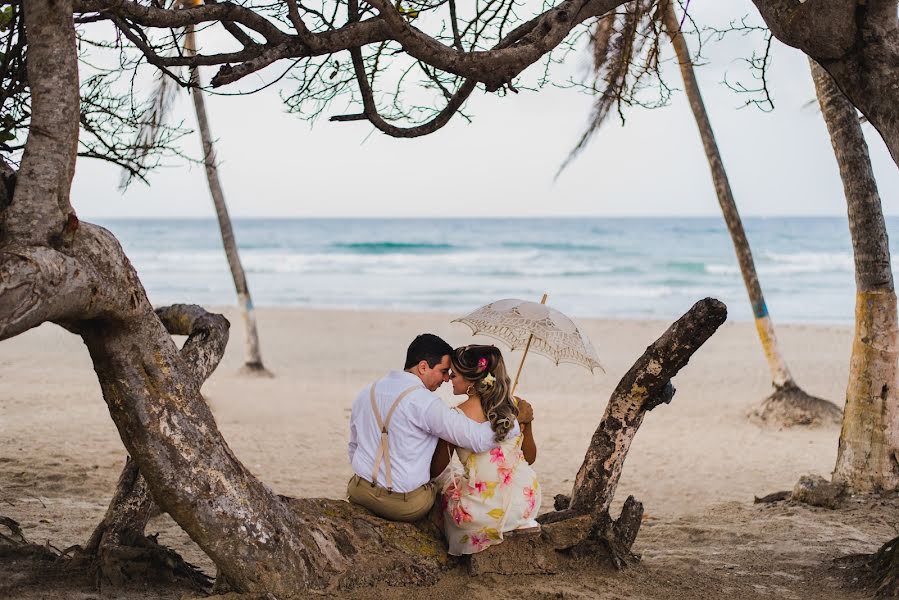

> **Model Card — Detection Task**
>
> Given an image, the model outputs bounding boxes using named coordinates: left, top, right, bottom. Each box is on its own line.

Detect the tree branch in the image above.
left=2, top=0, right=79, bottom=245
left=156, top=303, right=230, bottom=385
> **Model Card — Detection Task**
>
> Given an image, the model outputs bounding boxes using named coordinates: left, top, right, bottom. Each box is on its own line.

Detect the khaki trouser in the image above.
left=347, top=474, right=436, bottom=522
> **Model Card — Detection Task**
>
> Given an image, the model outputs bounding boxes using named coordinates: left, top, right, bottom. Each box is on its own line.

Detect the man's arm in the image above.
left=420, top=396, right=518, bottom=453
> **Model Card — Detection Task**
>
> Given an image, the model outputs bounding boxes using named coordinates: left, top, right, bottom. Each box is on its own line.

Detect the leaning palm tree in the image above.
left=182, top=23, right=270, bottom=376
left=124, top=2, right=270, bottom=376
left=561, top=0, right=839, bottom=426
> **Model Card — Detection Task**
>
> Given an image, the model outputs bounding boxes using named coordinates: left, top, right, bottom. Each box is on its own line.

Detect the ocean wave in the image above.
left=500, top=241, right=607, bottom=252
left=765, top=251, right=853, bottom=269
left=705, top=251, right=854, bottom=276
left=666, top=261, right=708, bottom=274
left=331, top=241, right=457, bottom=253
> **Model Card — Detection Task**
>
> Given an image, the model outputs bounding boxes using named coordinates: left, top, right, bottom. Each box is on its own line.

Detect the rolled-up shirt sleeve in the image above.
left=420, top=396, right=518, bottom=453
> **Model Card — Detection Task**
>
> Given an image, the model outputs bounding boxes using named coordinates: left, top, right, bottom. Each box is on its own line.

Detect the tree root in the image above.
left=70, top=534, right=212, bottom=593
left=238, top=361, right=274, bottom=378
left=0, top=515, right=60, bottom=562
left=834, top=535, right=899, bottom=597
left=749, top=382, right=842, bottom=427
left=2, top=514, right=210, bottom=595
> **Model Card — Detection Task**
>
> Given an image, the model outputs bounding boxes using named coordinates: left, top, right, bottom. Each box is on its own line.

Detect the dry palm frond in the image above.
left=558, top=0, right=665, bottom=176
left=118, top=71, right=180, bottom=189
left=118, top=1, right=189, bottom=189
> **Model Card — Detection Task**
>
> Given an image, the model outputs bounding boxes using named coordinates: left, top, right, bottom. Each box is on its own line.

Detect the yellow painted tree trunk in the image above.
left=810, top=59, right=899, bottom=493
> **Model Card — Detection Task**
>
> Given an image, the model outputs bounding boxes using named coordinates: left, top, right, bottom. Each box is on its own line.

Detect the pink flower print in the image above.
left=445, top=479, right=463, bottom=502
left=472, top=480, right=487, bottom=494
left=523, top=487, right=537, bottom=519
left=452, top=502, right=473, bottom=525
left=489, top=447, right=505, bottom=465
left=469, top=532, right=491, bottom=551
left=498, top=467, right=513, bottom=487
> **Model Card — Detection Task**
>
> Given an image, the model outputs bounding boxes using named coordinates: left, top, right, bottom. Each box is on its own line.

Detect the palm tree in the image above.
left=809, top=59, right=899, bottom=493
left=183, top=24, right=270, bottom=375
left=126, top=4, right=270, bottom=375
left=563, top=0, right=839, bottom=425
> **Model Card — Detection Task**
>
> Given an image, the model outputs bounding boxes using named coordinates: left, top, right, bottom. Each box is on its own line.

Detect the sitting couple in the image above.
left=347, top=334, right=540, bottom=555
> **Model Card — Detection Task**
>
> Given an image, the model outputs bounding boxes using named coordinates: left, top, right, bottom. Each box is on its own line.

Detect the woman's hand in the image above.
left=514, top=397, right=534, bottom=424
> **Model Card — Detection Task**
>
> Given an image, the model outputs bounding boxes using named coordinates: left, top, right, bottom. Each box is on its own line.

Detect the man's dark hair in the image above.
left=404, top=334, right=453, bottom=370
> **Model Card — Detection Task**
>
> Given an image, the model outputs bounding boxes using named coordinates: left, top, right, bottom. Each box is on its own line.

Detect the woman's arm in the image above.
left=515, top=397, right=537, bottom=464
left=521, top=422, right=537, bottom=464
left=430, top=438, right=456, bottom=478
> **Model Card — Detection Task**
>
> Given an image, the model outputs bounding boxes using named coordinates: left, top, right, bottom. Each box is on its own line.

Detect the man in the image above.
left=347, top=333, right=522, bottom=522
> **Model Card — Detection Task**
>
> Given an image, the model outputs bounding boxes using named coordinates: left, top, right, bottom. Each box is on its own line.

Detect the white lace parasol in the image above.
left=452, top=297, right=603, bottom=393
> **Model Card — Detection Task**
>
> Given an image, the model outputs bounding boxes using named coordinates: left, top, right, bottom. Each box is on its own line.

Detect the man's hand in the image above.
left=514, top=397, right=534, bottom=424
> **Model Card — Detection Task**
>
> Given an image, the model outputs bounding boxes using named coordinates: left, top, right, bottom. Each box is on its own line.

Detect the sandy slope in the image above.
left=0, top=306, right=891, bottom=598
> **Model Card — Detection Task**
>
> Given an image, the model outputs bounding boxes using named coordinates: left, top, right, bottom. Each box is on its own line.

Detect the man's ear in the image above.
left=417, top=359, right=429, bottom=373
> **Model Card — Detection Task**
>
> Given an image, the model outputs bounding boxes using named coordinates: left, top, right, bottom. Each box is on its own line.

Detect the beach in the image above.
left=2, top=305, right=891, bottom=599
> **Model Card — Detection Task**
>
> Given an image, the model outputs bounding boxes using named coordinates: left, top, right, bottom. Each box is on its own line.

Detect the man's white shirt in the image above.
left=348, top=370, right=518, bottom=493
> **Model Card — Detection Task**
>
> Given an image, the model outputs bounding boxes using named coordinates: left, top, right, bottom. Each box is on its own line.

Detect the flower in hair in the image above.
left=483, top=372, right=496, bottom=386
left=477, top=357, right=488, bottom=372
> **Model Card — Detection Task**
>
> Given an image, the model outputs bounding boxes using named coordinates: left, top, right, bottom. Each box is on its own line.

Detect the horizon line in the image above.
left=83, top=213, right=891, bottom=220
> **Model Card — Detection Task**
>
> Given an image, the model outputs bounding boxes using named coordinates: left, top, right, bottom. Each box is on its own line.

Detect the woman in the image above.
left=430, top=344, right=540, bottom=555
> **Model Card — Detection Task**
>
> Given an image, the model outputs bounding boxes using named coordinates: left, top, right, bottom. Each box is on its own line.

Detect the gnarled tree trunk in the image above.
left=662, top=2, right=841, bottom=427
left=184, top=24, right=270, bottom=376
left=77, top=304, right=229, bottom=589
left=752, top=0, right=899, bottom=170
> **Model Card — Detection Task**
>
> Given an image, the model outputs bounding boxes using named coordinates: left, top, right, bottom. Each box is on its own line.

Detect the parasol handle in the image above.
left=511, top=293, right=547, bottom=398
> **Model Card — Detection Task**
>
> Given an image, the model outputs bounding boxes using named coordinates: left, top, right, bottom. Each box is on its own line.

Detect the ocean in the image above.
left=95, top=216, right=891, bottom=324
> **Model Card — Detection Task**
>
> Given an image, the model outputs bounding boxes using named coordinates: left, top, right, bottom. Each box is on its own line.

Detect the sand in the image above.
left=0, top=306, right=893, bottom=598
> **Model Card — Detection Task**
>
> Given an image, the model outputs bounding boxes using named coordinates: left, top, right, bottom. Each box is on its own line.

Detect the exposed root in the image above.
left=0, top=515, right=60, bottom=562
left=71, top=534, right=212, bottom=593
left=238, top=362, right=274, bottom=378
left=749, top=382, right=842, bottom=427
left=834, top=534, right=899, bottom=597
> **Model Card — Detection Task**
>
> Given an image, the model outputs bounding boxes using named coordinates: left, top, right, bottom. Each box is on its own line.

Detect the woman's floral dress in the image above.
left=438, top=423, right=541, bottom=555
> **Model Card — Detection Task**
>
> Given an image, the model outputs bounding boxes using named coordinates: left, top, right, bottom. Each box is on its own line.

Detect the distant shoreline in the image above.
left=86, top=214, right=899, bottom=221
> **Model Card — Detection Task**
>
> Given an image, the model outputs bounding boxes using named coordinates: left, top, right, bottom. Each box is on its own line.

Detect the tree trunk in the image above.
left=77, top=304, right=230, bottom=589
left=662, top=2, right=840, bottom=427
left=752, top=0, right=899, bottom=170
left=184, top=26, right=270, bottom=376
left=809, top=59, right=899, bottom=494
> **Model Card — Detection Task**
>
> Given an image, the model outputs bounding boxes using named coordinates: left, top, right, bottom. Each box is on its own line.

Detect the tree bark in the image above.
left=79, top=304, right=229, bottom=589
left=184, top=26, right=270, bottom=376
left=809, top=59, right=899, bottom=494
left=0, top=0, right=78, bottom=247
left=752, top=0, right=899, bottom=169
left=566, top=297, right=727, bottom=514
left=662, top=1, right=841, bottom=427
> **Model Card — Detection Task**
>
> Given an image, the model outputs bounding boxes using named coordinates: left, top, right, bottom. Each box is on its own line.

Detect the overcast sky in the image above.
left=72, top=1, right=899, bottom=219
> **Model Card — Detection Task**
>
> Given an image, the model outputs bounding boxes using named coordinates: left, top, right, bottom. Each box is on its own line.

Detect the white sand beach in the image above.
left=1, top=306, right=891, bottom=599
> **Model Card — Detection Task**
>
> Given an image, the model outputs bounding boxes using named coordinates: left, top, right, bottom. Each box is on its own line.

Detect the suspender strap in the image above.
left=370, top=381, right=420, bottom=490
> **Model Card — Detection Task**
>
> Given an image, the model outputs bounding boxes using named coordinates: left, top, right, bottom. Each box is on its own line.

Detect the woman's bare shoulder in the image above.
left=457, top=398, right=488, bottom=423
